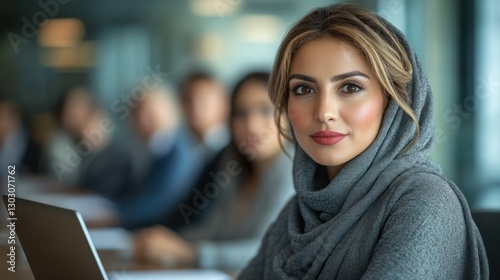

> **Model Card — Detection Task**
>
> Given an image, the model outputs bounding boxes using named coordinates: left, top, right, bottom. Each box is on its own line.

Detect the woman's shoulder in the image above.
left=386, top=168, right=466, bottom=223
left=199, top=144, right=242, bottom=175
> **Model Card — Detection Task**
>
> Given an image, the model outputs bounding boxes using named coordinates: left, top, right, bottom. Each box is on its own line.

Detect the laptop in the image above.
left=3, top=195, right=110, bottom=280
left=1, top=195, right=230, bottom=280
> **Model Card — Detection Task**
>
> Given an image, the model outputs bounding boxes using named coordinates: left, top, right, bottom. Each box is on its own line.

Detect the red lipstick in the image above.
left=310, top=131, right=346, bottom=145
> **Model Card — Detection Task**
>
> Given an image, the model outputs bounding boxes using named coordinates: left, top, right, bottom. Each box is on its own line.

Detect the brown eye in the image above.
left=339, top=83, right=363, bottom=94
left=292, top=85, right=315, bottom=95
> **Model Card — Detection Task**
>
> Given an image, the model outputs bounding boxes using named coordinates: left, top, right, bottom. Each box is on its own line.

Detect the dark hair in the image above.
left=180, top=71, right=217, bottom=97
left=54, top=85, right=98, bottom=125
left=0, top=94, right=19, bottom=115
left=229, top=71, right=270, bottom=120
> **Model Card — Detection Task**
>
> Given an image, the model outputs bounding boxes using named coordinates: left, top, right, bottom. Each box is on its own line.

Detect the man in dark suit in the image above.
left=117, top=84, right=200, bottom=230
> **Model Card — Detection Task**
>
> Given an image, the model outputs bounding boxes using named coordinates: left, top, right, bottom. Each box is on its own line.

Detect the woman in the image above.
left=239, top=4, right=489, bottom=280
left=134, top=72, right=294, bottom=269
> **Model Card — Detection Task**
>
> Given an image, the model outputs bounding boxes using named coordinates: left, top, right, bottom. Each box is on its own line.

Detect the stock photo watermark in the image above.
left=5, top=165, right=17, bottom=273
left=378, top=0, right=405, bottom=23
left=109, top=268, right=136, bottom=280
left=51, top=65, right=168, bottom=182
left=7, top=0, right=71, bottom=54
left=213, top=0, right=242, bottom=20
left=178, top=126, right=276, bottom=225
left=178, top=159, right=242, bottom=225
left=436, top=74, right=499, bottom=144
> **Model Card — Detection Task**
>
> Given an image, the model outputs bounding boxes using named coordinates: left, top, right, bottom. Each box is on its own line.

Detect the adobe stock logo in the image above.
left=7, top=0, right=70, bottom=54
left=212, top=0, right=242, bottom=20
left=50, top=65, right=168, bottom=182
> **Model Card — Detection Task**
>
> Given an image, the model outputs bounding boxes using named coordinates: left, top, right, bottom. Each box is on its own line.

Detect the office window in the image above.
left=475, top=0, right=500, bottom=208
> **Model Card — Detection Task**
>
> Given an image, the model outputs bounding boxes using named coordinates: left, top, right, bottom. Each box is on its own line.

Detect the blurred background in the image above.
left=0, top=0, right=499, bottom=210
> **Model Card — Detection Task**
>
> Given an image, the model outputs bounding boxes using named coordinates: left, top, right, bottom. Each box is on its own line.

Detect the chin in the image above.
left=314, top=157, right=347, bottom=169
left=252, top=152, right=270, bottom=162
left=303, top=148, right=349, bottom=167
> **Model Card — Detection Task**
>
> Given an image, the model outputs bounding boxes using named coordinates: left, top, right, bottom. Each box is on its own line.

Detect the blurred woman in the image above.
left=134, top=72, right=294, bottom=269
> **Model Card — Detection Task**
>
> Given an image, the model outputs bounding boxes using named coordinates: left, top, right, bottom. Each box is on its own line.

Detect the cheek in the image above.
left=347, top=100, right=384, bottom=130
left=264, top=118, right=280, bottom=144
left=266, top=117, right=278, bottom=132
left=287, top=103, right=308, bottom=132
left=231, top=120, right=246, bottom=143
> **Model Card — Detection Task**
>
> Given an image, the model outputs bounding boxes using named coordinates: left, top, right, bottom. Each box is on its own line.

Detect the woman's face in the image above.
left=287, top=38, right=386, bottom=178
left=61, top=90, right=94, bottom=136
left=232, top=80, right=281, bottom=163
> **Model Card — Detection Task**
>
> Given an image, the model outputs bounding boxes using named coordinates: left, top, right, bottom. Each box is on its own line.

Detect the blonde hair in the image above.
left=270, top=3, right=418, bottom=152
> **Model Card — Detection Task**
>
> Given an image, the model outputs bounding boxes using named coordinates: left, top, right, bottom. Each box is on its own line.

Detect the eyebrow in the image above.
left=288, top=71, right=370, bottom=83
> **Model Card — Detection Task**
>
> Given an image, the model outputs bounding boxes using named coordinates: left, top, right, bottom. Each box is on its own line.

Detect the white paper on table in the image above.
left=25, top=193, right=117, bottom=222
left=108, top=269, right=231, bottom=280
left=88, top=227, right=132, bottom=251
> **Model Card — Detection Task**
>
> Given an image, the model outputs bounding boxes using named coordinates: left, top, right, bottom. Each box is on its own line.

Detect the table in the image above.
left=0, top=225, right=237, bottom=279
left=0, top=245, right=193, bottom=280
left=0, top=175, right=237, bottom=279
left=4, top=174, right=120, bottom=228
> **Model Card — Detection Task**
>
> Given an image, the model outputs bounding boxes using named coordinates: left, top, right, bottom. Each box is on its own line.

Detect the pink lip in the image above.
left=310, top=131, right=346, bottom=145
left=244, top=136, right=264, bottom=147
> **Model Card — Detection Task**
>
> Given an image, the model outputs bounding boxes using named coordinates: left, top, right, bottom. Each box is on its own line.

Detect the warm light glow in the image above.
left=39, top=41, right=95, bottom=71
left=37, top=18, right=85, bottom=47
left=234, top=15, right=284, bottom=43
left=190, top=0, right=242, bottom=17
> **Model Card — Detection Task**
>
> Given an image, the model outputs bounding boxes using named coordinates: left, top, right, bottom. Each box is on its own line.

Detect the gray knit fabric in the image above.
left=238, top=11, right=489, bottom=280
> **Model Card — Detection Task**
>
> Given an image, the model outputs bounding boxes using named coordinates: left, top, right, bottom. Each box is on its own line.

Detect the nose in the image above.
left=247, top=113, right=263, bottom=135
left=313, top=90, right=338, bottom=123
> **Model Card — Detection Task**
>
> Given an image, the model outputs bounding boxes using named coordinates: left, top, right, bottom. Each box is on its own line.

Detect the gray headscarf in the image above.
left=239, top=6, right=489, bottom=280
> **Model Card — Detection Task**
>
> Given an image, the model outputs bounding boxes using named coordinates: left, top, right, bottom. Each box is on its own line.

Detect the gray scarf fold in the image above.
left=240, top=15, right=489, bottom=280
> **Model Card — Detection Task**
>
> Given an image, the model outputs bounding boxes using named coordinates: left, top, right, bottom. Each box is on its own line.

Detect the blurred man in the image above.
left=117, top=84, right=199, bottom=229
left=46, top=86, right=143, bottom=200
left=0, top=96, right=40, bottom=176
left=45, top=86, right=97, bottom=185
left=180, top=72, right=230, bottom=162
